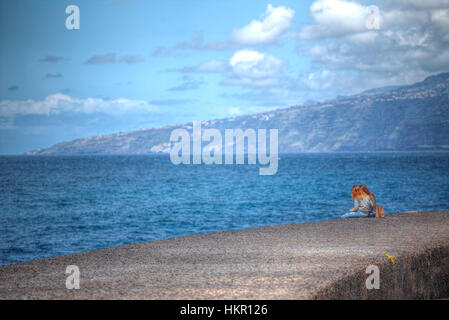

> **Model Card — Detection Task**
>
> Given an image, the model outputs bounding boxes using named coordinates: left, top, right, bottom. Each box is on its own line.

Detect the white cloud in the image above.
left=229, top=50, right=283, bottom=79
left=295, top=0, right=449, bottom=96
left=303, top=70, right=334, bottom=90
left=180, top=49, right=284, bottom=88
left=431, top=9, right=449, bottom=41
left=0, top=94, right=158, bottom=117
left=231, top=4, right=295, bottom=45
left=298, top=0, right=375, bottom=39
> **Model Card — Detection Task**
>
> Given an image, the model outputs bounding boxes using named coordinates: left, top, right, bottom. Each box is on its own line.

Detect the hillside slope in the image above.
left=27, top=73, right=449, bottom=155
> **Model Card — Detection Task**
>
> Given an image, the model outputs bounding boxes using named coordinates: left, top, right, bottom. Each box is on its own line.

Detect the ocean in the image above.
left=1, top=152, right=449, bottom=265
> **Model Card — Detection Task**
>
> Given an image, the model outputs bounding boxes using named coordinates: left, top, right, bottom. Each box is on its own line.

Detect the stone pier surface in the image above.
left=1, top=211, right=448, bottom=299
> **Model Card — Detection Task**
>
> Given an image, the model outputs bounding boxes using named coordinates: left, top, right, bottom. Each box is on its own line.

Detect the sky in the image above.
left=1, top=0, right=449, bottom=154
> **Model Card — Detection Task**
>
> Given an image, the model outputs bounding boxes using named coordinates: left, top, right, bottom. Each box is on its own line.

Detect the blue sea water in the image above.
left=1, top=153, right=449, bottom=265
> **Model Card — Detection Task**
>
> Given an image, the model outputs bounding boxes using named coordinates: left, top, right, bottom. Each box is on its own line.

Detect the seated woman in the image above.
left=341, top=185, right=375, bottom=218
left=360, top=184, right=376, bottom=210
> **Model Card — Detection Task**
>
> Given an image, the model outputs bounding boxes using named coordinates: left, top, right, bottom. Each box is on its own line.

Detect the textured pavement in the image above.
left=0, top=211, right=448, bottom=299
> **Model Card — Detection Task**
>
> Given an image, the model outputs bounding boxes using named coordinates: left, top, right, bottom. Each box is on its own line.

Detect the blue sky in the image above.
left=1, top=0, right=449, bottom=154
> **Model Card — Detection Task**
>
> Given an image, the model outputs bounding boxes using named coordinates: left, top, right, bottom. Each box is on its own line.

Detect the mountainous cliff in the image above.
left=27, top=73, right=449, bottom=155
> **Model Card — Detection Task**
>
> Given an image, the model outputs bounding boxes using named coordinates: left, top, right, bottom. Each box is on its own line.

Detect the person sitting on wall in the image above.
left=341, top=185, right=375, bottom=218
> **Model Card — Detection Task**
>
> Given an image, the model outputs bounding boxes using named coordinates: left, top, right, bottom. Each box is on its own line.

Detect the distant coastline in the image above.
left=21, top=73, right=449, bottom=156
left=10, top=150, right=449, bottom=156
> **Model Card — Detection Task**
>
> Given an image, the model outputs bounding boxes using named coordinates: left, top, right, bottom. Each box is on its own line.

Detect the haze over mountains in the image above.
left=27, top=73, right=449, bottom=155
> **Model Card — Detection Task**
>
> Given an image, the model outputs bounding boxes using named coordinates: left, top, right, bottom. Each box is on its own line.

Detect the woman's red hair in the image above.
left=360, top=184, right=372, bottom=196
left=351, top=185, right=359, bottom=199
left=351, top=185, right=368, bottom=199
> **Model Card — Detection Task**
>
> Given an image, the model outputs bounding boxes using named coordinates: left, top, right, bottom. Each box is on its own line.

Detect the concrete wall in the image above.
left=313, top=244, right=449, bottom=299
